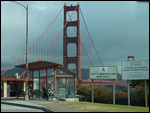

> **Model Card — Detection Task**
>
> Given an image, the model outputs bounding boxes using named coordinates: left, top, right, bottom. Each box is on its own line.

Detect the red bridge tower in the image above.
left=63, top=3, right=81, bottom=88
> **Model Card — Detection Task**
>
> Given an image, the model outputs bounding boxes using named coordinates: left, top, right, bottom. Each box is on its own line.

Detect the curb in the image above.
left=1, top=101, right=53, bottom=112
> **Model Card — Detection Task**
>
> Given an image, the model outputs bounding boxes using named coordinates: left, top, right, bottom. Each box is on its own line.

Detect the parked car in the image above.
left=76, top=94, right=87, bottom=101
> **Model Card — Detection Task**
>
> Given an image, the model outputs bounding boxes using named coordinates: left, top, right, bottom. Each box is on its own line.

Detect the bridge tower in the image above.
left=127, top=56, right=135, bottom=61
left=63, top=3, right=81, bottom=88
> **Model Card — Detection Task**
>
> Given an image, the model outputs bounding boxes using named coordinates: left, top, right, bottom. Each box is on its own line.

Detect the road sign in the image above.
left=89, top=66, right=117, bottom=80
left=122, top=60, right=149, bottom=80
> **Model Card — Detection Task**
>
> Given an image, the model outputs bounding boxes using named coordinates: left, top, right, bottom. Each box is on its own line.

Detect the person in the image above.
left=29, top=84, right=33, bottom=98
left=42, top=86, right=48, bottom=100
left=21, top=89, right=24, bottom=97
left=28, top=89, right=31, bottom=99
left=16, top=89, right=21, bottom=99
left=16, top=89, right=19, bottom=99
left=68, top=88, right=71, bottom=95
left=66, top=88, right=71, bottom=98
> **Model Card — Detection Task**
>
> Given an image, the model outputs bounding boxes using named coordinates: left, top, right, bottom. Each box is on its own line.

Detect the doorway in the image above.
left=7, top=81, right=24, bottom=97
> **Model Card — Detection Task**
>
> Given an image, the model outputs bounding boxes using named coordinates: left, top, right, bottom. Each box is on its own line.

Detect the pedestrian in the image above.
left=28, top=89, right=31, bottom=99
left=66, top=88, right=71, bottom=98
left=29, top=84, right=33, bottom=98
left=16, top=89, right=19, bottom=99
left=42, top=86, right=48, bottom=100
left=16, top=89, right=21, bottom=99
left=68, top=88, right=71, bottom=95
left=21, top=89, right=24, bottom=97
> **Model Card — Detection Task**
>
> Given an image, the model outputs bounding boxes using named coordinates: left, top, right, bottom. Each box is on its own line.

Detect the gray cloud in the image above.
left=1, top=1, right=149, bottom=73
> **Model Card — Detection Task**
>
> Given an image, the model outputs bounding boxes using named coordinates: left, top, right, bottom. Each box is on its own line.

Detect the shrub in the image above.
left=77, top=86, right=113, bottom=104
left=77, top=85, right=149, bottom=107
left=115, top=91, right=128, bottom=105
left=130, top=85, right=149, bottom=107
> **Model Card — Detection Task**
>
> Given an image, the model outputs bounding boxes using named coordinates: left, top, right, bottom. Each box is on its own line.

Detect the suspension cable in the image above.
left=80, top=8, right=104, bottom=67
left=67, top=12, right=94, bottom=66
left=19, top=4, right=79, bottom=78
left=1, top=5, right=64, bottom=76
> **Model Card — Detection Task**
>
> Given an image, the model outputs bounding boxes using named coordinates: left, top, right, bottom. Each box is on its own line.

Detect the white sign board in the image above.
left=89, top=66, right=117, bottom=80
left=122, top=60, right=149, bottom=80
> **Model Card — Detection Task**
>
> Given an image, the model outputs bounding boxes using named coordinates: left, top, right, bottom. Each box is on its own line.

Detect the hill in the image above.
left=1, top=68, right=123, bottom=81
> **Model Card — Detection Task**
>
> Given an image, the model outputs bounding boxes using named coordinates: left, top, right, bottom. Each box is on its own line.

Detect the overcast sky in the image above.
left=1, top=1, right=149, bottom=73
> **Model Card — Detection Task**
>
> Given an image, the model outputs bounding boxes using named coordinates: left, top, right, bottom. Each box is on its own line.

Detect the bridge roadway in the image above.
left=76, top=80, right=127, bottom=87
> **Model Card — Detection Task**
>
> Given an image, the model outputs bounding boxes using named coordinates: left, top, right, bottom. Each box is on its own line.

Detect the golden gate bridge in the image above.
left=1, top=3, right=127, bottom=89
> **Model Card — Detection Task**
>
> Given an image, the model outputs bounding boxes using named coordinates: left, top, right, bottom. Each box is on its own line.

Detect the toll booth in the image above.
left=16, top=61, right=77, bottom=99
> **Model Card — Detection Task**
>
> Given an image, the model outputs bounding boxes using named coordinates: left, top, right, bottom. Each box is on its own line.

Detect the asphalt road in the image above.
left=1, top=100, right=52, bottom=112
left=1, top=97, right=84, bottom=112
left=1, top=103, right=44, bottom=112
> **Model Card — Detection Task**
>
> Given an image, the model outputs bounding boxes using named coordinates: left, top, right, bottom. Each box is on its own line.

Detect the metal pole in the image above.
left=128, top=80, right=130, bottom=106
left=145, top=80, right=148, bottom=107
left=127, top=56, right=133, bottom=106
left=54, top=67, right=56, bottom=94
left=92, top=79, right=94, bottom=103
left=74, top=77, right=76, bottom=98
left=113, top=79, right=115, bottom=105
left=2, top=1, right=29, bottom=101
left=25, top=5, right=29, bottom=101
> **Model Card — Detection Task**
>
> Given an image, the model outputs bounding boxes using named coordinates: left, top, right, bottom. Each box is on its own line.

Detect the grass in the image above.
left=55, top=101, right=149, bottom=112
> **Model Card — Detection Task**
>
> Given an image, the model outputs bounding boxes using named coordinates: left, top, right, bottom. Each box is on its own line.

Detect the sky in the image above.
left=1, top=1, right=149, bottom=73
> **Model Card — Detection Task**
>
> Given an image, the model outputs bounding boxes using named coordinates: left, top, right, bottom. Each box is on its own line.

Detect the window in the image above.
left=47, top=77, right=54, bottom=90
left=47, top=69, right=54, bottom=76
left=56, top=68, right=73, bottom=75
left=34, top=71, right=39, bottom=78
left=33, top=78, right=39, bottom=98
left=40, top=70, right=46, bottom=77
left=67, top=78, right=75, bottom=98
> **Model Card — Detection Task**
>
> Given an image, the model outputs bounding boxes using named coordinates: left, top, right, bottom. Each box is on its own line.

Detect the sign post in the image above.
left=127, top=80, right=130, bottom=106
left=90, top=66, right=117, bottom=105
left=113, top=79, right=115, bottom=105
left=122, top=60, right=149, bottom=107
left=145, top=80, right=148, bottom=107
left=92, top=79, right=94, bottom=103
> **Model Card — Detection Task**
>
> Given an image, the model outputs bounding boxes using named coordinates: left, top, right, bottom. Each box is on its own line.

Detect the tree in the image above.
left=130, top=80, right=149, bottom=88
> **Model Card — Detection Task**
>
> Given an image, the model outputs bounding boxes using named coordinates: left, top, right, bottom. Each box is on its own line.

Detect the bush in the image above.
left=77, top=85, right=149, bottom=107
left=77, top=86, right=113, bottom=104
left=131, top=85, right=149, bottom=107
left=94, top=87, right=113, bottom=104
left=77, top=86, right=92, bottom=101
left=115, top=91, right=128, bottom=105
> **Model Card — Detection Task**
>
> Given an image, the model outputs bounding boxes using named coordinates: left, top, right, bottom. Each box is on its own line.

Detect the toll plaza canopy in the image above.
left=16, top=61, right=77, bottom=99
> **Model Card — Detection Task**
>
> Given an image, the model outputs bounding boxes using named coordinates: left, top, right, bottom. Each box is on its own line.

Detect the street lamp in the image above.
left=3, top=1, right=29, bottom=101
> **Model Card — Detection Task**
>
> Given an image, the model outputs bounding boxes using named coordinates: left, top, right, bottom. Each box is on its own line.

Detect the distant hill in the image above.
left=1, top=68, right=31, bottom=79
left=1, top=68, right=123, bottom=81
left=71, top=68, right=89, bottom=80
